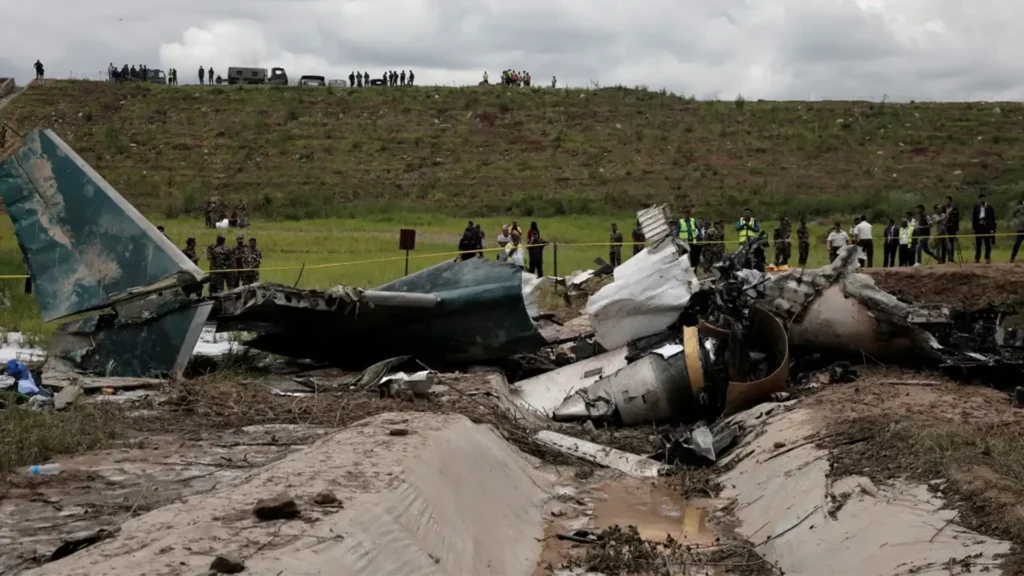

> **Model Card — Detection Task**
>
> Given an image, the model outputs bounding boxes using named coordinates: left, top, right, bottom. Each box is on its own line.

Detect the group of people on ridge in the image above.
left=107, top=63, right=175, bottom=83
left=348, top=70, right=415, bottom=88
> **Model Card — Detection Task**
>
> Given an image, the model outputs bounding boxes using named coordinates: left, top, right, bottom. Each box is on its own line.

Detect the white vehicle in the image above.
left=299, top=75, right=326, bottom=87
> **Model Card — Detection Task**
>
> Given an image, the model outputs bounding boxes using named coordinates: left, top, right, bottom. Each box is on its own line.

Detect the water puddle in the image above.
left=590, top=478, right=720, bottom=544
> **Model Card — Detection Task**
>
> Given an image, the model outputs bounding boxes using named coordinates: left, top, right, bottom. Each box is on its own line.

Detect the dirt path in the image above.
left=0, top=79, right=32, bottom=113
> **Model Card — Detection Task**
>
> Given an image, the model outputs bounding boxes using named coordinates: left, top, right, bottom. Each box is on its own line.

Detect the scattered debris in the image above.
left=652, top=423, right=740, bottom=466
left=557, top=529, right=603, bottom=544
left=210, top=554, right=246, bottom=574
left=252, top=493, right=299, bottom=521
left=534, top=430, right=669, bottom=478
left=312, top=490, right=341, bottom=507
left=52, top=383, right=83, bottom=410
left=47, top=527, right=120, bottom=563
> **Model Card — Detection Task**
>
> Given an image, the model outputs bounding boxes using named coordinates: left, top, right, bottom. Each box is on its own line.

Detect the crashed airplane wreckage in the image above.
left=0, top=129, right=563, bottom=377
left=0, top=130, right=1020, bottom=427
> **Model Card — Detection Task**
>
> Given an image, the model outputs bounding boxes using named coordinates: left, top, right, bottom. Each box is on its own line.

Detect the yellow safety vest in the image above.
left=738, top=218, right=758, bottom=242
left=678, top=218, right=698, bottom=242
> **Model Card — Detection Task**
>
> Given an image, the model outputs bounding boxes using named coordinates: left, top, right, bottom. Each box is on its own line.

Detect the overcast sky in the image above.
left=0, top=0, right=1021, bottom=100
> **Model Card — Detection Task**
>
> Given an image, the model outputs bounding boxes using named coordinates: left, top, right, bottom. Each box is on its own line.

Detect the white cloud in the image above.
left=1, top=0, right=1024, bottom=100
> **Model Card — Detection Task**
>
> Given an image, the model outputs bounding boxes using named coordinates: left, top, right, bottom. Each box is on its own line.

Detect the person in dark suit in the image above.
left=972, top=193, right=996, bottom=263
left=882, top=219, right=898, bottom=267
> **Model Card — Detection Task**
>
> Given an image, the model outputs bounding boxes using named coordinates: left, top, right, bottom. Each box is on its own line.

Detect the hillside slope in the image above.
left=2, top=80, right=1024, bottom=220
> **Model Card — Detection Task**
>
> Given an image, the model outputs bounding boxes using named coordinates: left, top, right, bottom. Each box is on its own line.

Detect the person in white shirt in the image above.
left=495, top=225, right=511, bottom=263
left=853, top=215, right=874, bottom=267
left=826, top=220, right=849, bottom=263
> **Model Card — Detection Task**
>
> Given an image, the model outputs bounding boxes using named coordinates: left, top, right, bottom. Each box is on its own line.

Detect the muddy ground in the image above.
left=806, top=367, right=1024, bottom=574
left=2, top=265, right=1024, bottom=575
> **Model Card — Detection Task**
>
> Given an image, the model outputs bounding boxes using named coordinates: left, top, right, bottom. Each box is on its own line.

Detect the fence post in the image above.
left=553, top=242, right=559, bottom=293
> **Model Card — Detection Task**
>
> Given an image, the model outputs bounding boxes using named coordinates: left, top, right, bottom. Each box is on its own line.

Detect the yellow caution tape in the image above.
left=0, top=230, right=1020, bottom=279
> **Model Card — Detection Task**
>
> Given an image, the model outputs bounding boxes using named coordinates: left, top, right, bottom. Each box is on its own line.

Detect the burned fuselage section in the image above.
left=210, top=257, right=554, bottom=369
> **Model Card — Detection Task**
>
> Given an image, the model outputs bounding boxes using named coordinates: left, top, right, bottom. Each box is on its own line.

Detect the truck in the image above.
left=268, top=67, right=288, bottom=86
left=145, top=69, right=167, bottom=85
left=226, top=67, right=268, bottom=85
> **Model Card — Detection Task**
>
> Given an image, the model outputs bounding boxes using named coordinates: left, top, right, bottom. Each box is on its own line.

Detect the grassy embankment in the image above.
left=1, top=80, right=1023, bottom=338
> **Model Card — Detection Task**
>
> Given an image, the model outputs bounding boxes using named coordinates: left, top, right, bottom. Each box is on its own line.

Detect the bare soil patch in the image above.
left=865, top=263, right=1024, bottom=308
left=803, top=369, right=1024, bottom=574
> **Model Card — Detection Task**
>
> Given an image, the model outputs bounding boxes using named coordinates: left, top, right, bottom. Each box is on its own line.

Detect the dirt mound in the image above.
left=22, top=412, right=552, bottom=576
left=865, top=264, right=1024, bottom=308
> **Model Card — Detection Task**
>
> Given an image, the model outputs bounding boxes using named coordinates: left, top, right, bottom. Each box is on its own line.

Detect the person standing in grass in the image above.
left=796, top=218, right=810, bottom=266
left=458, top=227, right=477, bottom=262
left=496, top=225, right=511, bottom=262
left=826, top=221, right=849, bottom=263
left=609, top=223, right=624, bottom=267
left=913, top=204, right=937, bottom=265
left=701, top=221, right=725, bottom=272
left=943, top=195, right=960, bottom=263
left=208, top=235, right=231, bottom=294
left=1010, top=199, right=1024, bottom=263
left=773, top=217, right=792, bottom=267
left=898, top=218, right=913, bottom=266
left=932, top=204, right=949, bottom=263
left=973, top=193, right=996, bottom=264
left=526, top=222, right=546, bottom=276
left=853, top=215, right=873, bottom=267
left=883, top=219, right=898, bottom=267
left=631, top=220, right=645, bottom=256
left=182, top=237, right=199, bottom=265
left=241, top=238, right=262, bottom=285
left=678, top=206, right=702, bottom=268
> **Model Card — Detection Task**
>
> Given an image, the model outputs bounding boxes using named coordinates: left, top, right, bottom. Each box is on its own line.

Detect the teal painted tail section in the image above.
left=0, top=129, right=205, bottom=322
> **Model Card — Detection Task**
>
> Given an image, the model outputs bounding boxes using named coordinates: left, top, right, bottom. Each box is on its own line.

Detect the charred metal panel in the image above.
left=213, top=258, right=548, bottom=368
left=0, top=129, right=205, bottom=322
left=47, top=301, right=212, bottom=377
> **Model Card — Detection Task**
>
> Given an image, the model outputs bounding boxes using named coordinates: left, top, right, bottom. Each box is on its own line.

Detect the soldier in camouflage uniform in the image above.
left=796, top=218, right=810, bottom=266
left=702, top=221, right=725, bottom=273
left=609, top=223, right=624, bottom=267
left=181, top=238, right=202, bottom=297
left=207, top=235, right=232, bottom=294
left=182, top=237, right=199, bottom=265
left=240, top=238, right=262, bottom=285
left=228, top=234, right=246, bottom=290
left=204, top=198, right=218, bottom=228
left=773, top=217, right=792, bottom=266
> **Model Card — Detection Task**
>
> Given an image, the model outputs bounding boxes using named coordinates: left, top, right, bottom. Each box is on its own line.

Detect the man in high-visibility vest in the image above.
left=678, top=207, right=702, bottom=268
left=736, top=208, right=760, bottom=242
left=736, top=208, right=764, bottom=271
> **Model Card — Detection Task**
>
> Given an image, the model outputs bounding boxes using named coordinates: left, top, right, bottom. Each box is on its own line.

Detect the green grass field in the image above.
left=0, top=212, right=1015, bottom=343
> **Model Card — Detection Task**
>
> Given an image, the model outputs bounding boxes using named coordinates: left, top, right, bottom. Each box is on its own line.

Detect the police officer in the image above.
left=678, top=207, right=702, bottom=268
